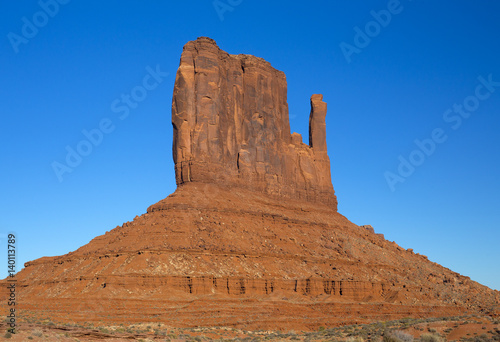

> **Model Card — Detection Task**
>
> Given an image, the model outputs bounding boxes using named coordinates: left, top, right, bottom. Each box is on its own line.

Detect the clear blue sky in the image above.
left=1, top=1, right=499, bottom=291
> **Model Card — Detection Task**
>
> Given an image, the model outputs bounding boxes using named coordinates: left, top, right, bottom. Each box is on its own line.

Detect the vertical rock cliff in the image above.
left=172, top=37, right=337, bottom=209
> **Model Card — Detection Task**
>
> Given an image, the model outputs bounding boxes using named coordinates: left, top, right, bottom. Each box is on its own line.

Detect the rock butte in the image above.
left=1, top=37, right=498, bottom=330
left=172, top=37, right=336, bottom=208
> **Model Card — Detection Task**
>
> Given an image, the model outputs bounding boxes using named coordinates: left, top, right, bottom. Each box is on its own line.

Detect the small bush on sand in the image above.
left=32, top=329, right=43, bottom=337
left=390, top=330, right=414, bottom=342
left=419, top=334, right=443, bottom=342
left=383, top=334, right=401, bottom=342
left=346, top=337, right=365, bottom=342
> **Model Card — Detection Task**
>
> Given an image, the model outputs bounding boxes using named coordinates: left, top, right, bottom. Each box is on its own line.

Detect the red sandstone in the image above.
left=1, top=37, right=498, bottom=331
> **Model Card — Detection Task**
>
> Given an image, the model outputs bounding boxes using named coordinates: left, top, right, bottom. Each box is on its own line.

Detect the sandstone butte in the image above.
left=2, top=37, right=499, bottom=331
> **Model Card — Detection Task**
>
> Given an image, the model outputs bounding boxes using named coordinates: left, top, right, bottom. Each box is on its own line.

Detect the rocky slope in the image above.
left=2, top=37, right=498, bottom=331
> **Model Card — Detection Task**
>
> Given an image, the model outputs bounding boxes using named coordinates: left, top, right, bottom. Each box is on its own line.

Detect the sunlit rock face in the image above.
left=172, top=37, right=337, bottom=209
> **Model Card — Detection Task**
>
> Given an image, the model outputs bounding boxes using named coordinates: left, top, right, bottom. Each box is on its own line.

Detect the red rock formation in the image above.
left=1, top=37, right=498, bottom=331
left=172, top=37, right=337, bottom=208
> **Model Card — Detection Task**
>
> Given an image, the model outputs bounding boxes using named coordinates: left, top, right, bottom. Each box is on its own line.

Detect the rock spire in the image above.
left=172, top=37, right=337, bottom=208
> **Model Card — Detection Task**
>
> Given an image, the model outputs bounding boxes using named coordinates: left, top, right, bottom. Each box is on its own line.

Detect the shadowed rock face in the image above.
left=172, top=37, right=337, bottom=209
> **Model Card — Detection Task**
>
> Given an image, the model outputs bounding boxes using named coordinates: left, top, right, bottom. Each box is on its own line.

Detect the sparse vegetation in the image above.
left=346, top=337, right=365, bottom=342
left=420, top=333, right=443, bottom=342
left=98, top=327, right=110, bottom=334
left=32, top=328, right=43, bottom=337
left=7, top=314, right=500, bottom=341
left=389, top=330, right=414, bottom=342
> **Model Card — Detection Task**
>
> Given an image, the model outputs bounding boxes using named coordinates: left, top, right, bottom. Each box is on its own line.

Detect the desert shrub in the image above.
left=32, top=329, right=43, bottom=337
left=346, top=337, right=365, bottom=342
left=324, top=329, right=342, bottom=338
left=99, top=327, right=110, bottom=334
left=4, top=332, right=12, bottom=338
left=463, top=334, right=496, bottom=342
left=356, top=329, right=370, bottom=339
left=390, top=330, right=414, bottom=342
left=383, top=334, right=402, bottom=342
left=419, top=333, right=443, bottom=342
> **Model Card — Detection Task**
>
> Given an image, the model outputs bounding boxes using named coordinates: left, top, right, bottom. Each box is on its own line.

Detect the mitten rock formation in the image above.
left=1, top=37, right=498, bottom=331
left=172, top=37, right=337, bottom=208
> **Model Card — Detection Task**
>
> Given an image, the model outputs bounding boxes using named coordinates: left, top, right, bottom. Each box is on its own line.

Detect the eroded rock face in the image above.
left=172, top=37, right=337, bottom=209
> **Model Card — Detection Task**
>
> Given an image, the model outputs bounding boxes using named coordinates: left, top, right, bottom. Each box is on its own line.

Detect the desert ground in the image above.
left=1, top=315, right=499, bottom=341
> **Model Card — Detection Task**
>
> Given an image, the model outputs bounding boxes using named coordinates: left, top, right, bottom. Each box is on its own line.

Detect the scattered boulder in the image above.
left=361, top=225, right=375, bottom=233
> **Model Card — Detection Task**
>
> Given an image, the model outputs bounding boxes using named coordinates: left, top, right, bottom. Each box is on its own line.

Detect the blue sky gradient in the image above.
left=1, top=1, right=499, bottom=290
